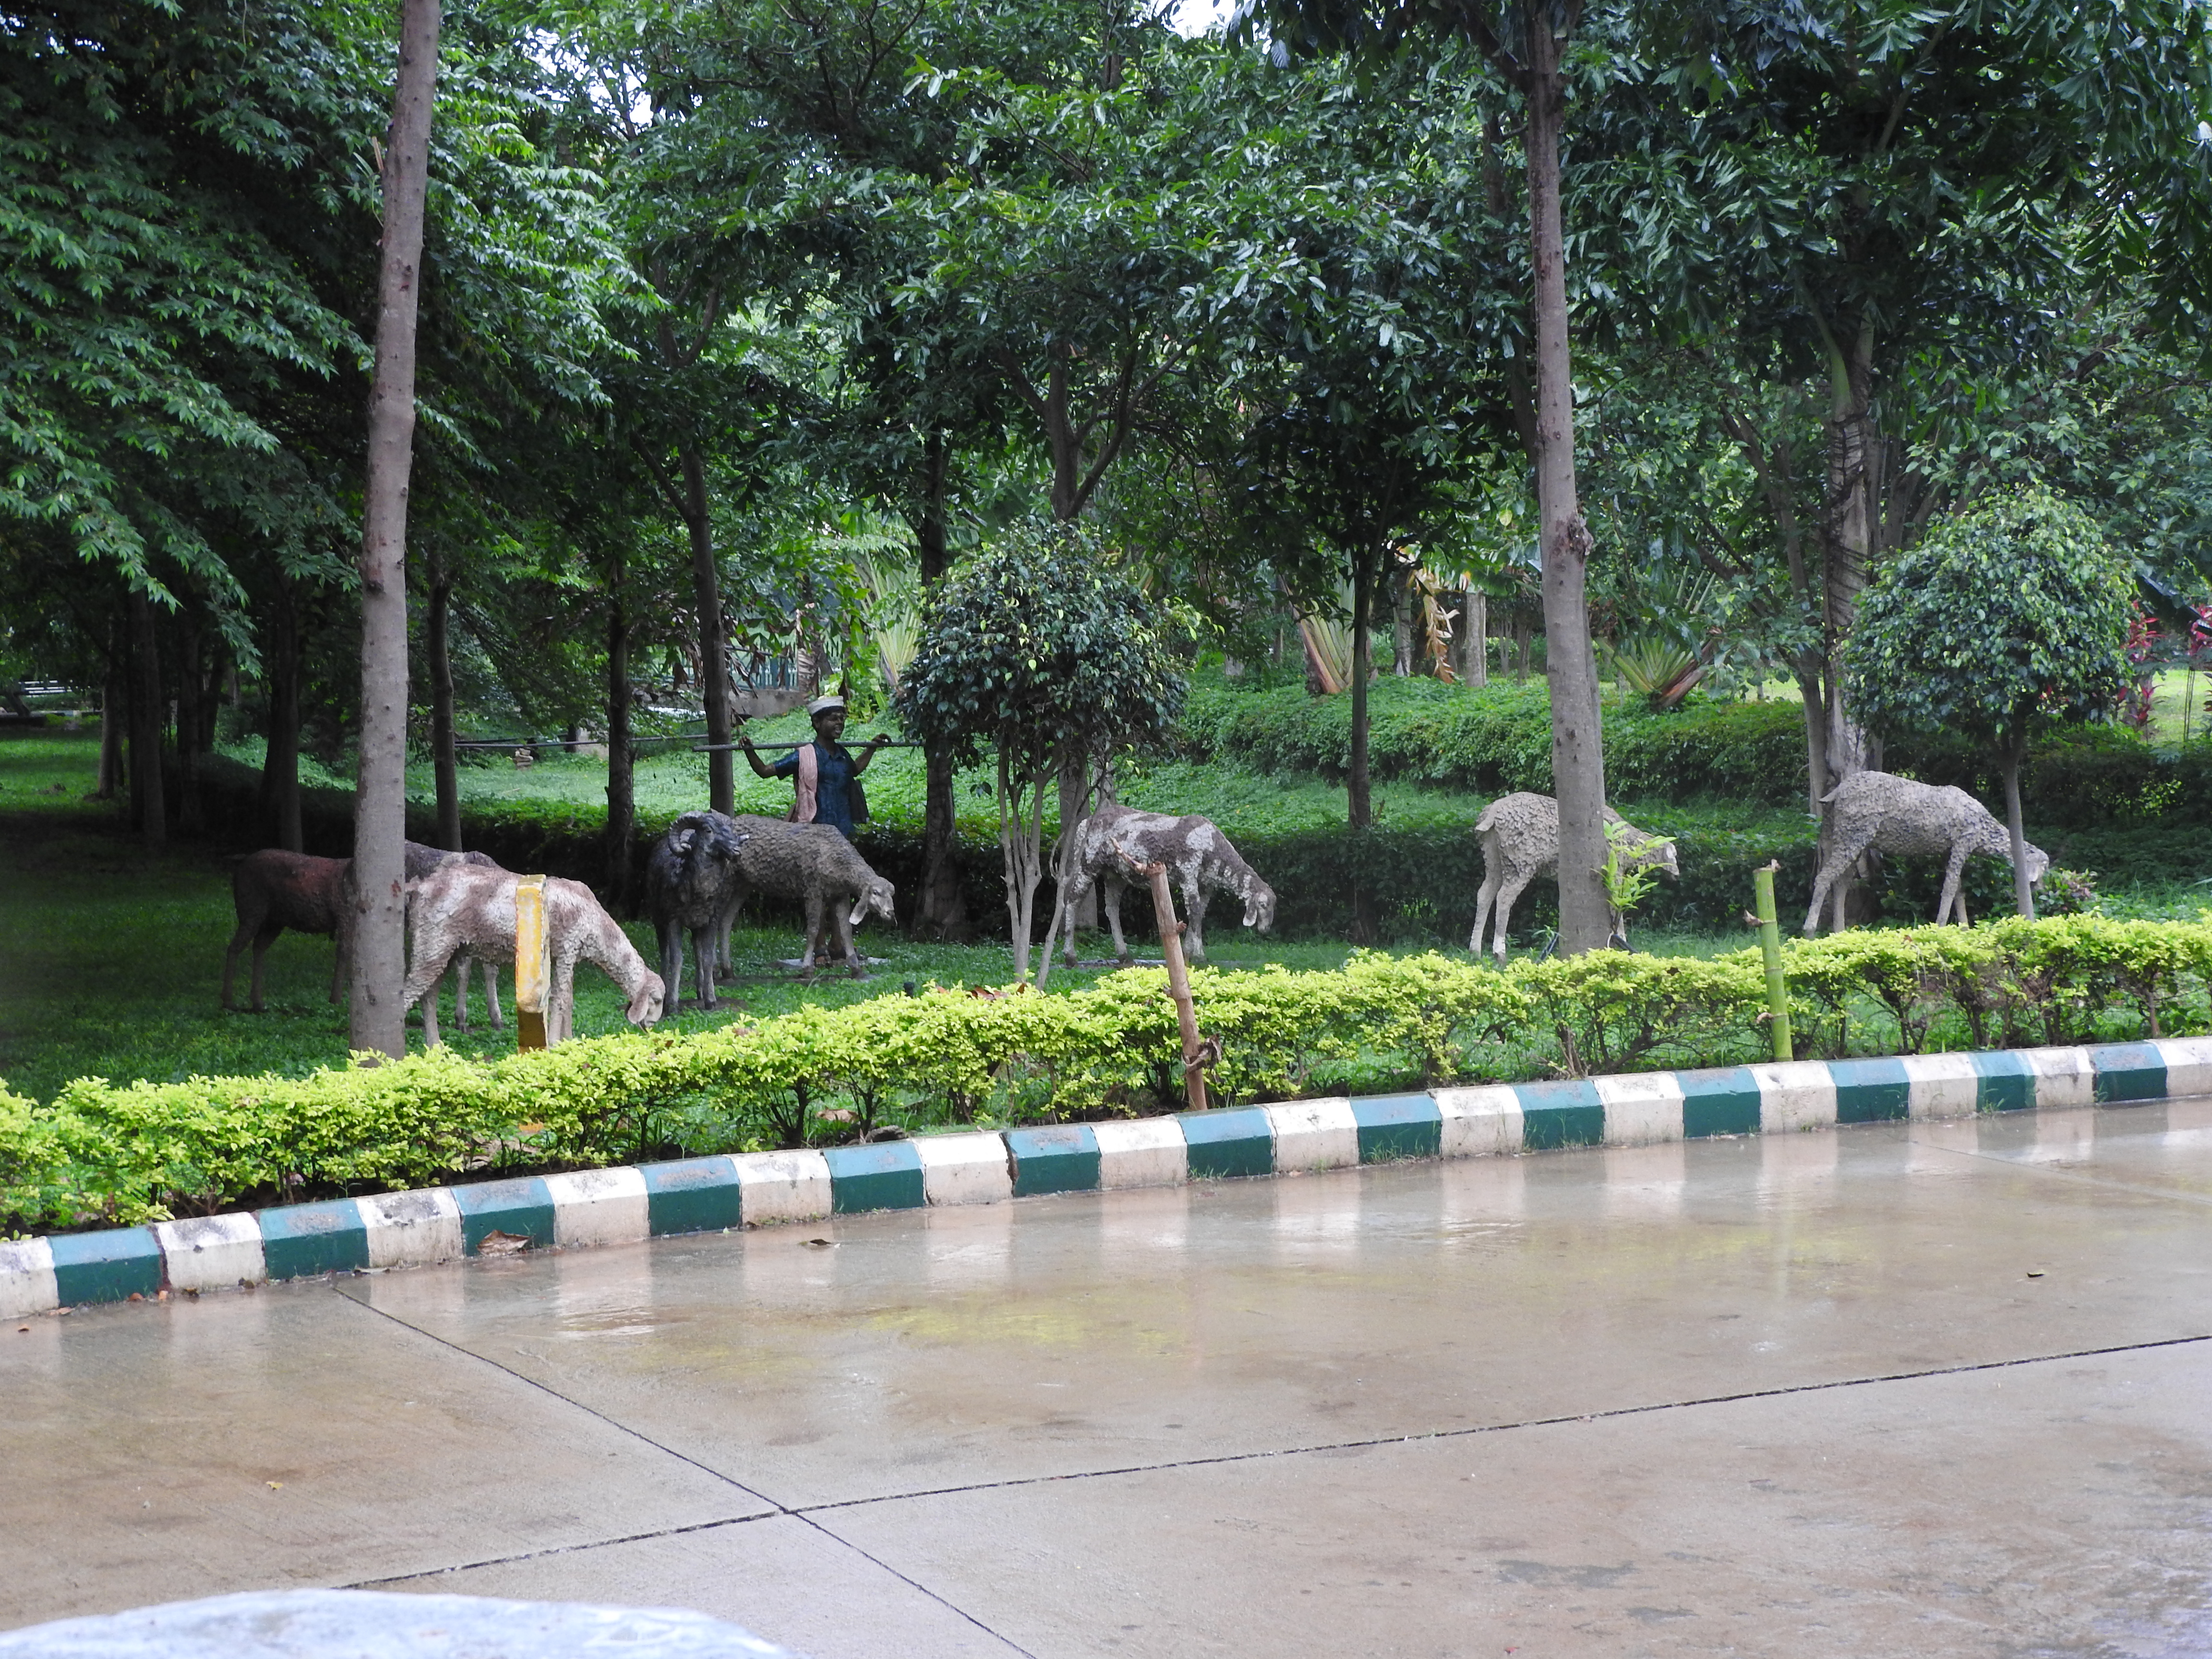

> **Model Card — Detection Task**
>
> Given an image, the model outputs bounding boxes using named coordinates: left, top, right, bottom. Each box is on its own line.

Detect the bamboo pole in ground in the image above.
left=1128, top=856, right=1214, bottom=1112
left=1753, top=860, right=1793, bottom=1062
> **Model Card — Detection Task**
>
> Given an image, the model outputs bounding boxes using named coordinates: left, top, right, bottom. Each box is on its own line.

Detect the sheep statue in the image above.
left=1049, top=805, right=1277, bottom=968
left=729, top=817, right=897, bottom=980
left=402, top=864, right=662, bottom=1046
left=646, top=810, right=755, bottom=1014
left=223, top=841, right=500, bottom=1018
left=1468, top=792, right=1679, bottom=962
left=1803, top=770, right=2049, bottom=933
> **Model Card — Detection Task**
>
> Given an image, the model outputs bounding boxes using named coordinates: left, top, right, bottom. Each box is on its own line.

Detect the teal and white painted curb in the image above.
left=6, top=1036, right=2209, bottom=1320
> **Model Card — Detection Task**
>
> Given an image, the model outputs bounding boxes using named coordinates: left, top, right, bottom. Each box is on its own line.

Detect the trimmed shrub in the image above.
left=1178, top=673, right=2212, bottom=824
left=6, top=917, right=2206, bottom=1233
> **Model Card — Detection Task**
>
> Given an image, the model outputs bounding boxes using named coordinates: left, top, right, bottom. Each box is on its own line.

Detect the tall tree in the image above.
left=1243, top=0, right=1616, bottom=951
left=349, top=0, right=440, bottom=1058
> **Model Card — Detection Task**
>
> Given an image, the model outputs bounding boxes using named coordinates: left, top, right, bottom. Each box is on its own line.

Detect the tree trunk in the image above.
left=261, top=587, right=304, bottom=852
left=426, top=546, right=461, bottom=851
left=914, top=429, right=970, bottom=940
left=127, top=587, right=166, bottom=850
left=177, top=610, right=204, bottom=836
left=1347, top=549, right=1375, bottom=832
left=1817, top=323, right=1877, bottom=787
left=1459, top=589, right=1488, bottom=687
left=604, top=580, right=636, bottom=914
left=1000, top=754, right=1046, bottom=980
left=96, top=613, right=123, bottom=800
left=2002, top=722, right=2034, bottom=920
left=1388, top=558, right=1414, bottom=675
left=1523, top=16, right=1610, bottom=957
left=680, top=438, right=733, bottom=815
left=349, top=0, right=440, bottom=1059
left=1796, top=661, right=1829, bottom=817
left=1053, top=745, right=1099, bottom=932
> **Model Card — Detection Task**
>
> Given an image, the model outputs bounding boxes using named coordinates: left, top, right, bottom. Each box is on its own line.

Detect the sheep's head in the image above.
left=1651, top=839, right=1680, bottom=880
left=627, top=970, right=666, bottom=1026
left=1243, top=880, right=1278, bottom=933
left=2023, top=842, right=2052, bottom=886
left=850, top=876, right=896, bottom=928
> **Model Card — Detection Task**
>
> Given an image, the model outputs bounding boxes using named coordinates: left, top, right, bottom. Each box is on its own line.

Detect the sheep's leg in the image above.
left=657, top=921, right=685, bottom=1020
left=480, top=961, right=504, bottom=1029
left=450, top=956, right=470, bottom=1034
left=1180, top=877, right=1208, bottom=963
left=250, top=927, right=281, bottom=1013
left=1469, top=861, right=1499, bottom=956
left=799, top=892, right=825, bottom=972
left=402, top=947, right=457, bottom=1048
left=1935, top=842, right=1975, bottom=927
left=694, top=927, right=718, bottom=1012
left=1491, top=873, right=1535, bottom=963
left=1803, top=829, right=1876, bottom=935
left=832, top=901, right=862, bottom=978
left=549, top=950, right=579, bottom=1043
left=1103, top=879, right=1132, bottom=962
left=221, top=917, right=260, bottom=1010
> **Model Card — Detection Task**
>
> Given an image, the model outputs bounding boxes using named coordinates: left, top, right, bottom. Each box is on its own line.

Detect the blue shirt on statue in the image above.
left=769, top=742, right=865, bottom=840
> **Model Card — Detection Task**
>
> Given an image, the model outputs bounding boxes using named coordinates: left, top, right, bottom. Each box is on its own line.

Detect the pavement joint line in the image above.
left=774, top=1331, right=2212, bottom=1518
left=333, top=1280, right=1046, bottom=1654
left=341, top=1513, right=783, bottom=1590
left=1906, top=1136, right=2212, bottom=1208
left=331, top=1284, right=785, bottom=1515
left=4, top=1035, right=2206, bottom=1318
left=785, top=1510, right=1043, bottom=1659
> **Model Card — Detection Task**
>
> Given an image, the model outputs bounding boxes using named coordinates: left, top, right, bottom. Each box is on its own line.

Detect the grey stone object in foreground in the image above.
left=0, top=1590, right=800, bottom=1659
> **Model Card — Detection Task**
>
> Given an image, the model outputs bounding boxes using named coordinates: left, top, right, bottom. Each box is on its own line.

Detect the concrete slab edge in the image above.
left=6, top=1035, right=2208, bottom=1320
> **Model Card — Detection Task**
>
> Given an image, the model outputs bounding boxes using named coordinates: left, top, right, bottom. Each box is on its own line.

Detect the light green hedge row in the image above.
left=5, top=916, right=2208, bottom=1232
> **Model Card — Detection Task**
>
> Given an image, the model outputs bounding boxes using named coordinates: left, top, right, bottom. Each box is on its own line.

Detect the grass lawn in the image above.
left=6, top=728, right=1580, bottom=1104
left=5, top=718, right=2202, bottom=1105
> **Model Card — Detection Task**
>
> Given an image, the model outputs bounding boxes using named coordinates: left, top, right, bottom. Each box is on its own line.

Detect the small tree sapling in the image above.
left=893, top=521, right=1185, bottom=978
left=1846, top=489, right=2133, bottom=920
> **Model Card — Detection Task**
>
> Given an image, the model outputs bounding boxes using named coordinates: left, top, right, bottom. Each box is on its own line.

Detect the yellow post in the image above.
left=1754, top=860, right=1793, bottom=1062
left=514, top=874, right=551, bottom=1051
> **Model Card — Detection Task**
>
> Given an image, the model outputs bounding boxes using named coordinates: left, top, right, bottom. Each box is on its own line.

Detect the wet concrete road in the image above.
left=8, top=1102, right=2212, bottom=1657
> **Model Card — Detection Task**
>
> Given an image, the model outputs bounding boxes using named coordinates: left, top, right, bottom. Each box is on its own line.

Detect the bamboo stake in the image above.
left=1128, top=856, right=1214, bottom=1112
left=1753, top=860, right=1793, bottom=1061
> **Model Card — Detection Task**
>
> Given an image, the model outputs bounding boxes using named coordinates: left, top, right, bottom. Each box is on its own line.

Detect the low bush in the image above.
left=6, top=916, right=2205, bottom=1234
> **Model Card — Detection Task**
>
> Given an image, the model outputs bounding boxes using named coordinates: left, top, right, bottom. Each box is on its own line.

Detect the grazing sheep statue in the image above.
left=1804, top=770, right=2049, bottom=933
left=646, top=810, right=754, bottom=1015
left=401, top=843, right=504, bottom=1032
left=222, top=850, right=349, bottom=1012
left=402, top=864, right=662, bottom=1046
left=1468, top=792, right=1679, bottom=962
left=1051, top=805, right=1277, bottom=967
left=223, top=841, right=501, bottom=1017
left=710, top=815, right=896, bottom=980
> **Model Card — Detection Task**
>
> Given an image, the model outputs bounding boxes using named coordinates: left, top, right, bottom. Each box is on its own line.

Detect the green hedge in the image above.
left=1178, top=674, right=2212, bottom=825
left=7, top=916, right=2207, bottom=1233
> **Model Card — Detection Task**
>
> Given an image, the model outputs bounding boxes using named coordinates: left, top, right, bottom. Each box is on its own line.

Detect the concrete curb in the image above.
left=6, top=1036, right=2209, bottom=1320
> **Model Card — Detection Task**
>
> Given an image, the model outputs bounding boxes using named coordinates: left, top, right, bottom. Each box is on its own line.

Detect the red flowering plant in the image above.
left=2118, top=606, right=2162, bottom=730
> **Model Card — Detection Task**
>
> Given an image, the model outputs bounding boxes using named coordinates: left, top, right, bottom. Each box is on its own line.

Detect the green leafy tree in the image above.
left=1847, top=488, right=2133, bottom=920
left=894, top=520, right=1185, bottom=978
left=1238, top=0, right=1619, bottom=954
